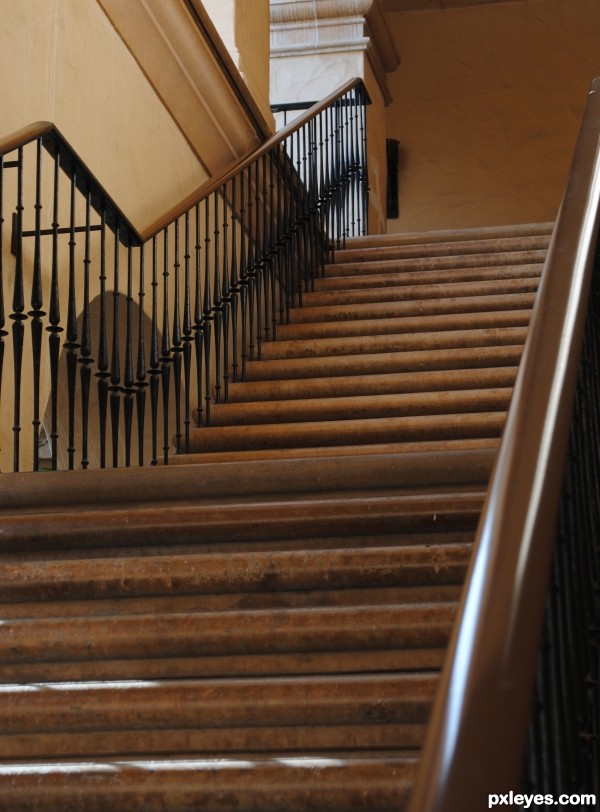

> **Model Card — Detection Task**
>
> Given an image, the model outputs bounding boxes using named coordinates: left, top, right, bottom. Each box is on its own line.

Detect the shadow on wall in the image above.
left=40, top=295, right=176, bottom=471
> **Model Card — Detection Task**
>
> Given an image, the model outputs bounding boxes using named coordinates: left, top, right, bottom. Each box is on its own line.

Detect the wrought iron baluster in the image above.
left=220, top=183, right=231, bottom=402
left=10, top=147, right=27, bottom=471
left=239, top=167, right=249, bottom=381
left=182, top=211, right=192, bottom=451
left=193, top=203, right=204, bottom=427
left=172, top=219, right=183, bottom=453
left=0, top=157, right=6, bottom=468
left=136, top=245, right=147, bottom=465
left=149, top=235, right=160, bottom=466
left=359, top=89, right=369, bottom=235
left=261, top=153, right=273, bottom=345
left=246, top=163, right=256, bottom=363
left=254, top=157, right=264, bottom=358
left=65, top=169, right=80, bottom=470
left=123, top=242, right=135, bottom=466
left=202, top=197, right=212, bottom=425
left=267, top=149, right=278, bottom=339
left=27, top=139, right=45, bottom=471
left=109, top=224, right=121, bottom=468
left=281, top=141, right=293, bottom=320
left=229, top=175, right=240, bottom=384
left=79, top=189, right=93, bottom=470
left=213, top=191, right=223, bottom=403
left=161, top=227, right=171, bottom=464
left=96, top=207, right=109, bottom=468
left=47, top=149, right=62, bottom=470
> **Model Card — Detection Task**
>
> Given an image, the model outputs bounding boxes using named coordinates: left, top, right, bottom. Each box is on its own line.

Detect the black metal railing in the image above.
left=525, top=232, right=600, bottom=799
left=0, top=79, right=369, bottom=472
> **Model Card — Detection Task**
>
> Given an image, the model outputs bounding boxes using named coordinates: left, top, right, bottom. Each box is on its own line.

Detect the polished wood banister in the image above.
left=0, top=120, right=142, bottom=243
left=140, top=77, right=371, bottom=240
left=408, top=76, right=600, bottom=812
left=0, top=121, right=53, bottom=155
left=0, top=78, right=370, bottom=245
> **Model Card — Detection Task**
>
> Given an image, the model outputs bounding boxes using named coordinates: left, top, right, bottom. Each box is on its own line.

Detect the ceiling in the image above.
left=381, top=0, right=529, bottom=11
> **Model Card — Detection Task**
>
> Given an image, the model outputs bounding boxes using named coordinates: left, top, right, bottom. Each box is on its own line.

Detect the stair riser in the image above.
left=205, top=389, right=512, bottom=427
left=315, top=263, right=543, bottom=292
left=344, top=221, right=553, bottom=249
left=0, top=605, right=456, bottom=665
left=189, top=413, right=505, bottom=452
left=258, top=326, right=528, bottom=360
left=302, top=275, right=539, bottom=306
left=246, top=344, right=525, bottom=381
left=288, top=292, right=536, bottom=325
left=334, top=235, right=549, bottom=263
left=324, top=249, right=547, bottom=276
left=0, top=544, right=471, bottom=603
left=0, top=647, right=449, bottom=683
left=225, top=367, right=518, bottom=403
left=0, top=758, right=416, bottom=812
left=171, top=439, right=500, bottom=465
left=0, top=450, right=492, bottom=513
left=0, top=674, right=437, bottom=732
left=277, top=309, right=532, bottom=341
left=0, top=491, right=484, bottom=554
left=0, top=724, right=428, bottom=760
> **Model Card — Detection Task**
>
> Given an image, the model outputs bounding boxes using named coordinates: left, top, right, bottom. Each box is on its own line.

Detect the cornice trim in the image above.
left=270, top=0, right=375, bottom=24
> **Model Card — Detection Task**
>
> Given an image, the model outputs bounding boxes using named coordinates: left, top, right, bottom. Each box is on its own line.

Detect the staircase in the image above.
left=0, top=223, right=551, bottom=810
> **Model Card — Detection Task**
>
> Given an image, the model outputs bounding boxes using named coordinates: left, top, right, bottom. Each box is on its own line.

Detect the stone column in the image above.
left=270, top=0, right=399, bottom=233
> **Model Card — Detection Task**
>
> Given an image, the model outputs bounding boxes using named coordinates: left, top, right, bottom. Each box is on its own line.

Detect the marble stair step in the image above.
left=315, top=262, right=543, bottom=291
left=258, top=325, right=528, bottom=361
left=245, top=343, right=525, bottom=381
left=0, top=753, right=418, bottom=812
left=224, top=366, right=517, bottom=403
left=204, top=388, right=512, bottom=427
left=333, top=233, right=550, bottom=264
left=302, top=273, right=540, bottom=306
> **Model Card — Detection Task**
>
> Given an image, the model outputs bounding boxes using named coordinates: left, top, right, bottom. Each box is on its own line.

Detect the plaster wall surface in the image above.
left=385, top=0, right=600, bottom=232
left=0, top=0, right=209, bottom=231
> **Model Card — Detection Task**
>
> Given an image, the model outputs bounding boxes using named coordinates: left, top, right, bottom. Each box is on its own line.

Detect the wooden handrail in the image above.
left=409, top=76, right=600, bottom=811
left=139, top=78, right=371, bottom=240
left=0, top=78, right=370, bottom=246
left=0, top=121, right=142, bottom=244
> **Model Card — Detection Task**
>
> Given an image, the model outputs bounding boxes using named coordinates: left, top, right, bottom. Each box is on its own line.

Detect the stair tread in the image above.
left=324, top=248, right=547, bottom=276
left=288, top=292, right=536, bottom=324
left=2, top=219, right=544, bottom=809
left=259, top=325, right=529, bottom=360
left=334, top=234, right=549, bottom=264
left=316, top=262, right=543, bottom=291
left=246, top=344, right=525, bottom=380
left=207, top=387, right=513, bottom=426
left=0, top=753, right=418, bottom=812
left=344, top=221, right=553, bottom=248
left=0, top=542, right=472, bottom=597
left=189, top=412, right=506, bottom=452
left=225, top=367, right=518, bottom=402
left=303, top=273, right=540, bottom=304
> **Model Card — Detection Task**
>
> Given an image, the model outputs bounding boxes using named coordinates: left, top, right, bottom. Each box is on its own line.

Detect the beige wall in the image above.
left=0, top=0, right=210, bottom=232
left=385, top=0, right=600, bottom=232
left=0, top=0, right=272, bottom=471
